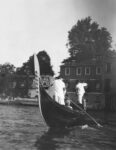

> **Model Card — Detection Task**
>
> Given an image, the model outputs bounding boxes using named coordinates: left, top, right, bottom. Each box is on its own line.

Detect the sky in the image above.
left=0, top=0, right=116, bottom=75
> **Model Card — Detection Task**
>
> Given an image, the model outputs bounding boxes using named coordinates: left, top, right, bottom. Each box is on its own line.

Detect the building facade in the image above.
left=60, top=52, right=116, bottom=93
left=60, top=52, right=116, bottom=110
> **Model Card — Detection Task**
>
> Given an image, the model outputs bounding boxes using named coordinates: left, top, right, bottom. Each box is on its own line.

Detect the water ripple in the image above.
left=0, top=105, right=116, bottom=150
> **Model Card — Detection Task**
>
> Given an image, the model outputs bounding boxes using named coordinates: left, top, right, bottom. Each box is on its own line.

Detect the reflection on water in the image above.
left=35, top=128, right=71, bottom=150
left=35, top=125, right=116, bottom=150
left=0, top=105, right=116, bottom=150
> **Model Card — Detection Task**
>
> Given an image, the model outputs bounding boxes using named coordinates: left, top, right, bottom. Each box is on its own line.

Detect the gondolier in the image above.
left=54, top=77, right=66, bottom=105
left=46, top=76, right=66, bottom=105
left=75, top=80, right=88, bottom=107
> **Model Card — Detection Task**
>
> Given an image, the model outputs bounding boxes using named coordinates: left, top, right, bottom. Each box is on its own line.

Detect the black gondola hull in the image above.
left=40, top=88, right=91, bottom=128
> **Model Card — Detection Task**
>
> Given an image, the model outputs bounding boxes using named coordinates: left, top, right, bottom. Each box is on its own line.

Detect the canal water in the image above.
left=0, top=105, right=116, bottom=150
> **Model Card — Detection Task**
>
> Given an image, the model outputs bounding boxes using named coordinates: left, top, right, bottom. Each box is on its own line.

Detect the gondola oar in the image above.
left=71, top=100, right=102, bottom=127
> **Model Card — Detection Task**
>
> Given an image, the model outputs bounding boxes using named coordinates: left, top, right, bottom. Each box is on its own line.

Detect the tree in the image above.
left=16, top=50, right=54, bottom=76
left=0, top=63, right=16, bottom=75
left=67, top=17, right=112, bottom=58
left=37, top=51, right=54, bottom=76
left=0, top=63, right=16, bottom=94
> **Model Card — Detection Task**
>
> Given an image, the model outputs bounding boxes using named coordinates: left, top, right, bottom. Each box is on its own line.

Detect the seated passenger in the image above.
left=65, top=99, right=73, bottom=110
left=65, top=93, right=73, bottom=109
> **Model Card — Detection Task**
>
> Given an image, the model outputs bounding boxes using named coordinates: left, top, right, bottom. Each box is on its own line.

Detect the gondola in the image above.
left=40, top=86, right=93, bottom=128
left=34, top=54, right=101, bottom=128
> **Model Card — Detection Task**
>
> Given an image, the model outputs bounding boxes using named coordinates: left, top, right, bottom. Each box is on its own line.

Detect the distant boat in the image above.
left=34, top=54, right=100, bottom=128
left=13, top=97, right=38, bottom=106
left=0, top=97, right=38, bottom=106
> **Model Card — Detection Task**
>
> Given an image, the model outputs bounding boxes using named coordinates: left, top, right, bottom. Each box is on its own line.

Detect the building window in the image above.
left=76, top=67, right=82, bottom=75
left=106, top=63, right=111, bottom=73
left=95, top=82, right=101, bottom=90
left=104, top=78, right=111, bottom=92
left=96, top=55, right=102, bottom=60
left=85, top=67, right=90, bottom=75
left=65, top=67, right=70, bottom=76
left=96, top=67, right=101, bottom=75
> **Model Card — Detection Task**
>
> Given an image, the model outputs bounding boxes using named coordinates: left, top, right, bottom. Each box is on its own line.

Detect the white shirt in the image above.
left=76, top=82, right=87, bottom=95
left=46, top=78, right=66, bottom=105
left=54, top=79, right=66, bottom=105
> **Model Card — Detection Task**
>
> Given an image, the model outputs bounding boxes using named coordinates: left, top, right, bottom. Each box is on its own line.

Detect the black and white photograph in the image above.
left=0, top=0, right=116, bottom=149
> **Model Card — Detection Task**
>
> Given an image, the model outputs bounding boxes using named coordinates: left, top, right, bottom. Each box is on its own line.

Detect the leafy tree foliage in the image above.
left=37, top=51, right=54, bottom=76
left=16, top=50, right=54, bottom=76
left=0, top=63, right=16, bottom=76
left=67, top=17, right=112, bottom=58
left=0, top=63, right=16, bottom=94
